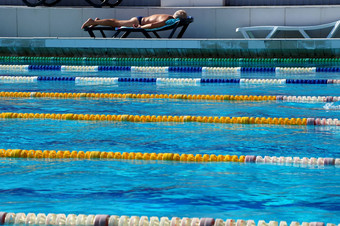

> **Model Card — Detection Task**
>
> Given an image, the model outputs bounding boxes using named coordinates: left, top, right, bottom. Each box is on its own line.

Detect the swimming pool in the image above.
left=0, top=57, right=339, bottom=225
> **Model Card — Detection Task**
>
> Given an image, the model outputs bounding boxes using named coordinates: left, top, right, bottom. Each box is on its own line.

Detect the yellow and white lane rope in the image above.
left=0, top=112, right=339, bottom=126
left=0, top=149, right=338, bottom=166
left=1, top=91, right=339, bottom=103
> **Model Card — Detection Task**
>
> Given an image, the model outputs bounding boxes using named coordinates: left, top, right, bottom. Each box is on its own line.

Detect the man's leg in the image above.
left=81, top=17, right=138, bottom=29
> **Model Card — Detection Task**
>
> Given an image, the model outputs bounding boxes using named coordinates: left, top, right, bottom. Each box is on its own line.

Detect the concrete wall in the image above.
left=1, top=5, right=340, bottom=38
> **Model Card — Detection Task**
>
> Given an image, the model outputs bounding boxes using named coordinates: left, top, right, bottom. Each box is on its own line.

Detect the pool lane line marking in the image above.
left=0, top=112, right=339, bottom=126
left=1, top=91, right=339, bottom=103
left=1, top=149, right=339, bottom=166
left=0, top=212, right=335, bottom=226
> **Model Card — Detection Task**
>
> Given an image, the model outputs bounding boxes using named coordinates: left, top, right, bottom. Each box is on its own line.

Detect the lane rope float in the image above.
left=1, top=149, right=339, bottom=166
left=1, top=55, right=340, bottom=65
left=0, top=212, right=335, bottom=226
left=1, top=65, right=340, bottom=74
left=0, top=112, right=339, bottom=126
left=0, top=91, right=339, bottom=103
left=1, top=76, right=340, bottom=85
left=0, top=76, right=38, bottom=83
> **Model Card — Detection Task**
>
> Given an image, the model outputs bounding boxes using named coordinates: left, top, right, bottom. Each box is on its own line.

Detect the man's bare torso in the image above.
left=141, top=14, right=174, bottom=25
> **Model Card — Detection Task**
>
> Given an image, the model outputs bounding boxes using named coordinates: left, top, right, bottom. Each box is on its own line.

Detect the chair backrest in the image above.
left=171, top=16, right=194, bottom=38
left=179, top=16, right=194, bottom=26
left=163, top=16, right=194, bottom=28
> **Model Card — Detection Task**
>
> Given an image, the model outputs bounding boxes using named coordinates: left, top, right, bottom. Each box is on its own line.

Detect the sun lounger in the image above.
left=84, top=16, right=194, bottom=38
left=236, top=20, right=340, bottom=39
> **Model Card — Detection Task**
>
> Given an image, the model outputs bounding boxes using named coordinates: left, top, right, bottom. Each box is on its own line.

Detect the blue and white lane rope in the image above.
left=1, top=76, right=340, bottom=85
left=1, top=65, right=340, bottom=73
left=0, top=212, right=336, bottom=226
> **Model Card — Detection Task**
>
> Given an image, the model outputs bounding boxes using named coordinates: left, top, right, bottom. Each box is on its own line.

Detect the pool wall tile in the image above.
left=1, top=38, right=340, bottom=58
left=264, top=40, right=281, bottom=57
left=181, top=40, right=201, bottom=48
left=296, top=40, right=313, bottom=57
left=314, top=39, right=332, bottom=57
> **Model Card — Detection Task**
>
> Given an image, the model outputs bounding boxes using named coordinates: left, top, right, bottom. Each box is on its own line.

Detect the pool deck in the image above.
left=1, top=37, right=340, bottom=58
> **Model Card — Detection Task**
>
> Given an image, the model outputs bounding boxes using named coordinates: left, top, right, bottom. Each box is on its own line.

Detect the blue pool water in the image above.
left=1, top=119, right=339, bottom=158
left=0, top=67, right=339, bottom=224
left=0, top=159, right=339, bottom=223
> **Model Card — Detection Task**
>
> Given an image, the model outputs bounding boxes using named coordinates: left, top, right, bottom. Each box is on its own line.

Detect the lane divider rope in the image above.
left=1, top=91, right=339, bottom=103
left=0, top=212, right=335, bottom=226
left=0, top=76, right=38, bottom=83
left=1, top=149, right=339, bottom=165
left=0, top=112, right=339, bottom=126
left=1, top=65, right=340, bottom=74
left=1, top=76, right=340, bottom=85
left=1, top=55, right=340, bottom=64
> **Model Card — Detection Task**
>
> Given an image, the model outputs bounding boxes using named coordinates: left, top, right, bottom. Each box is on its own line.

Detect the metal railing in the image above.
left=22, top=0, right=123, bottom=7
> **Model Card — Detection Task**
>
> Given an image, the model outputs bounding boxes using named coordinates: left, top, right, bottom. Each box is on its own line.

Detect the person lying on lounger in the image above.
left=81, top=10, right=188, bottom=30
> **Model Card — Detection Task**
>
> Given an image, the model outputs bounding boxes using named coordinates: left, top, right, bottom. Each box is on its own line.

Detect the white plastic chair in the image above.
left=236, top=20, right=340, bottom=39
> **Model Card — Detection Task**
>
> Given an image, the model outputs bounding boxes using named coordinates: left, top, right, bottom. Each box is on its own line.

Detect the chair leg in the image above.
left=87, top=29, right=96, bottom=38
left=121, top=31, right=132, bottom=38
left=113, top=30, right=121, bottom=38
left=100, top=30, right=107, bottom=38
left=141, top=30, right=152, bottom=38
left=266, top=27, right=278, bottom=39
left=248, top=31, right=257, bottom=39
left=176, top=24, right=188, bottom=38
left=153, top=31, right=161, bottom=38
left=241, top=31, right=250, bottom=39
left=299, top=29, right=310, bottom=38
left=169, top=28, right=177, bottom=38
left=327, top=22, right=340, bottom=38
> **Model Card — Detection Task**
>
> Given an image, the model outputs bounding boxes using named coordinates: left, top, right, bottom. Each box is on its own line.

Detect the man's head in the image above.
left=173, top=10, right=187, bottom=20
